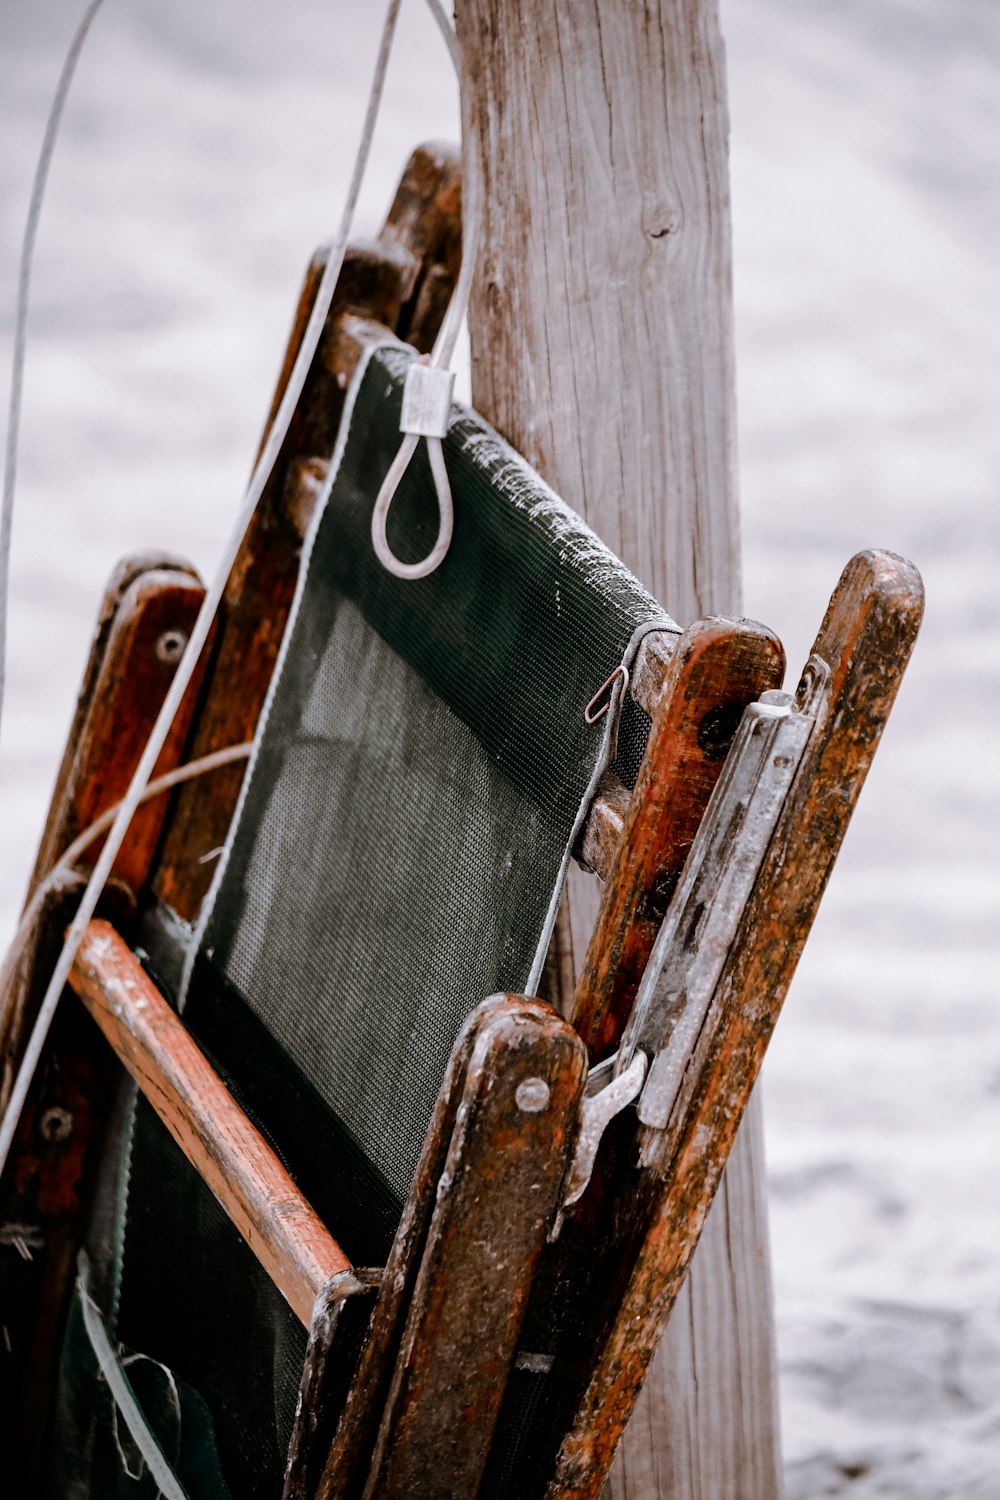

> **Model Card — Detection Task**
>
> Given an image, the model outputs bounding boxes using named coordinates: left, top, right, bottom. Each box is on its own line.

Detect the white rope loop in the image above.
left=371, top=432, right=454, bottom=582
left=369, top=2, right=484, bottom=583
left=371, top=359, right=457, bottom=580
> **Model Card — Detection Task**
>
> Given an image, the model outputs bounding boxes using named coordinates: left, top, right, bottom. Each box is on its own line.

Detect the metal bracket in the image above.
left=614, top=689, right=818, bottom=1134
left=561, top=1050, right=648, bottom=1210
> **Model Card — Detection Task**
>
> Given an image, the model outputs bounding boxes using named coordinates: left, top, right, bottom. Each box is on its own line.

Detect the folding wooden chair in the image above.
left=0, top=145, right=923, bottom=1500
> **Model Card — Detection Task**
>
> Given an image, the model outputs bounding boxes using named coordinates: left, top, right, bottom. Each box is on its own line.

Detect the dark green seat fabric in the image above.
left=53, top=341, right=673, bottom=1498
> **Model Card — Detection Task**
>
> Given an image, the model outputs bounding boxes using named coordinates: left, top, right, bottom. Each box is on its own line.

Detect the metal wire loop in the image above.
left=584, top=664, right=630, bottom=724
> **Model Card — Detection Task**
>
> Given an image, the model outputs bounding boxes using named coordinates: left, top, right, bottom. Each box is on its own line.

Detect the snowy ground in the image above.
left=1, top=2, right=998, bottom=1494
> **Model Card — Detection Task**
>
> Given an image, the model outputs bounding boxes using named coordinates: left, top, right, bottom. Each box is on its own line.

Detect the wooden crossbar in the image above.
left=69, top=920, right=355, bottom=1327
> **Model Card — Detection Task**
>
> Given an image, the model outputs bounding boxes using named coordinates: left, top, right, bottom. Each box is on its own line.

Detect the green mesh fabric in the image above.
left=62, top=341, right=674, bottom=1498
left=189, top=344, right=669, bottom=1204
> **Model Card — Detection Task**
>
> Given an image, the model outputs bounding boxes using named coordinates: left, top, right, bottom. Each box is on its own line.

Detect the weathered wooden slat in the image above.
left=0, top=564, right=208, bottom=1111
left=627, top=632, right=680, bottom=722
left=0, top=560, right=210, bottom=1488
left=25, top=551, right=201, bottom=901
left=283, top=1272, right=382, bottom=1500
left=260, top=138, right=463, bottom=456
left=576, top=775, right=631, bottom=883
left=361, top=997, right=587, bottom=1500
left=379, top=141, right=462, bottom=353
left=573, top=617, right=784, bottom=1064
left=315, top=993, right=515, bottom=1500
left=533, top=549, right=923, bottom=1498
left=69, top=920, right=353, bottom=1328
left=148, top=249, right=405, bottom=919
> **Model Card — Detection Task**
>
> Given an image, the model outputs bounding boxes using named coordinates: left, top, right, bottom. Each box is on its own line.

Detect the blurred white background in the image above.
left=1, top=2, right=997, bottom=1493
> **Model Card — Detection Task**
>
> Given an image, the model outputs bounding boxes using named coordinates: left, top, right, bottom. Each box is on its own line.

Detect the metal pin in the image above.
left=515, top=1077, right=551, bottom=1113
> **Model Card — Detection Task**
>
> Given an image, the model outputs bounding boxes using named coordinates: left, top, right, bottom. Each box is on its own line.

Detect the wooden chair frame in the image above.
left=0, top=143, right=923, bottom=1499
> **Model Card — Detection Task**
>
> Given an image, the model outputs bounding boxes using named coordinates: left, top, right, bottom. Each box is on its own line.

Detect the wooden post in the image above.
left=455, top=3, right=783, bottom=1495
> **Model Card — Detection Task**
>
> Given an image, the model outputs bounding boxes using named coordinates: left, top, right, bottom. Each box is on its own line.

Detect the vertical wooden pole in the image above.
left=454, top=3, right=783, bottom=1495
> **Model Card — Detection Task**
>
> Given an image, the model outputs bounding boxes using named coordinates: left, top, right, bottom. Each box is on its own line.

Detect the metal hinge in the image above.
left=560, top=1049, right=648, bottom=1214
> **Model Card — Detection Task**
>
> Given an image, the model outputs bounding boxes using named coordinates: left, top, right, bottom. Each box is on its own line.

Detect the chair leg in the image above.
left=318, top=995, right=588, bottom=1500
left=0, top=559, right=206, bottom=1493
left=573, top=615, right=784, bottom=1060
left=283, top=1272, right=381, bottom=1500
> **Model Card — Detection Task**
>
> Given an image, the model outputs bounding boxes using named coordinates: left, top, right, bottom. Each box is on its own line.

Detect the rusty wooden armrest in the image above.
left=68, top=919, right=359, bottom=1328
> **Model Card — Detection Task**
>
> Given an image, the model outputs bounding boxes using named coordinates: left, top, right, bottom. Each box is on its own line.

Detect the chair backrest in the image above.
left=189, top=340, right=673, bottom=1222
left=105, top=339, right=673, bottom=1498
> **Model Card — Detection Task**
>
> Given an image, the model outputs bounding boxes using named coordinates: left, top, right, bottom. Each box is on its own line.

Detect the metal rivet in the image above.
left=155, top=629, right=188, bottom=664
left=38, top=1107, right=74, bottom=1143
left=515, top=1077, right=550, bottom=1113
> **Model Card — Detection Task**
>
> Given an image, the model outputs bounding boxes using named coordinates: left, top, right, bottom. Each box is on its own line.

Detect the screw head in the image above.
left=515, top=1077, right=550, bottom=1114
left=39, top=1107, right=74, bottom=1143
left=155, top=629, right=188, bottom=664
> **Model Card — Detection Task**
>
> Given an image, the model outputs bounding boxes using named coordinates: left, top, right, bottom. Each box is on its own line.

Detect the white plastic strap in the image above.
left=400, top=361, right=456, bottom=438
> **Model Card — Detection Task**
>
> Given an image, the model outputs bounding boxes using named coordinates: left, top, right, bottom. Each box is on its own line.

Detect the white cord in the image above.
left=423, top=0, right=459, bottom=68
left=0, top=0, right=108, bottom=748
left=0, top=743, right=252, bottom=1014
left=0, top=0, right=404, bottom=1178
left=369, top=0, right=484, bottom=582
left=371, top=430, right=455, bottom=580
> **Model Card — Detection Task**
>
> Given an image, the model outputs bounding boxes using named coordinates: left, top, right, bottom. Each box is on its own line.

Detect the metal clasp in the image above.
left=560, top=1049, right=648, bottom=1213
left=584, top=664, right=630, bottom=725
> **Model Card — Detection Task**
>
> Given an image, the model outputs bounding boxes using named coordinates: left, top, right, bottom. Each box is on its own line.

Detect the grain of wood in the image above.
left=70, top=919, right=353, bottom=1328
left=572, top=618, right=784, bottom=1065
left=455, top=2, right=781, bottom=1493
left=545, top=552, right=924, bottom=1497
